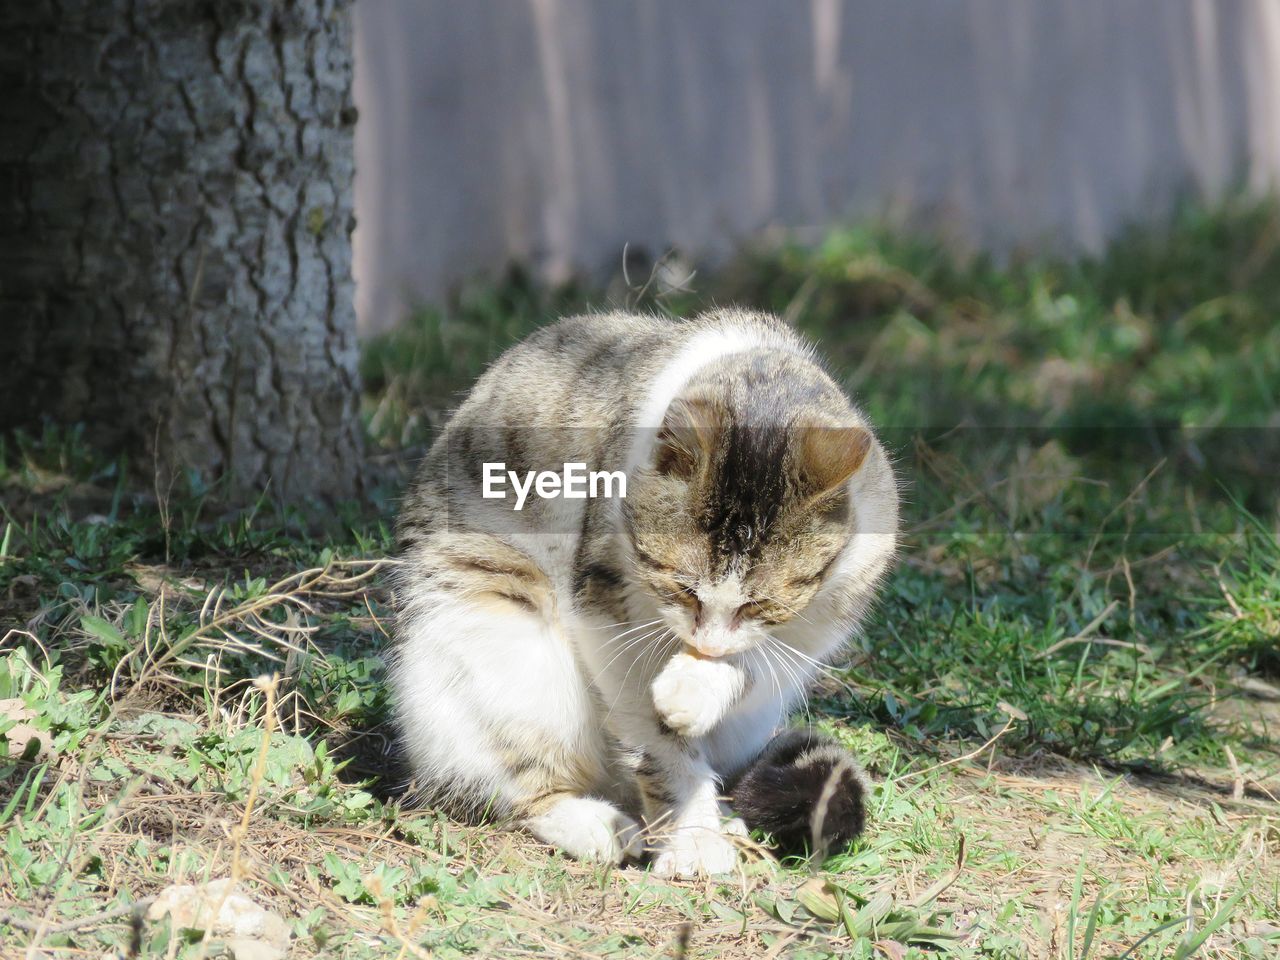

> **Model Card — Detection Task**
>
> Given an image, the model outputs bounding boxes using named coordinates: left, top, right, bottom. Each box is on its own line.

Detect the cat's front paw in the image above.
left=650, top=823, right=741, bottom=878
left=526, top=796, right=644, bottom=865
left=651, top=654, right=741, bottom=738
left=652, top=663, right=721, bottom=738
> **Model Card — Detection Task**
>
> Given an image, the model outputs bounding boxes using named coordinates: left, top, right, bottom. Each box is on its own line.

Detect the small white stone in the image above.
left=146, top=878, right=289, bottom=953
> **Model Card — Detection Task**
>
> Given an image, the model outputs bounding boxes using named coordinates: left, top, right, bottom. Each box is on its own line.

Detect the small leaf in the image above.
left=849, top=890, right=894, bottom=937
left=125, top=597, right=149, bottom=638
left=80, top=615, right=124, bottom=647
left=796, top=878, right=841, bottom=922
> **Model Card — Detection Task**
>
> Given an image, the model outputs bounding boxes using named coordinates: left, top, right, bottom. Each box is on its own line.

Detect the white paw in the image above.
left=526, top=796, right=644, bottom=864
left=652, top=661, right=721, bottom=738
left=651, top=823, right=741, bottom=878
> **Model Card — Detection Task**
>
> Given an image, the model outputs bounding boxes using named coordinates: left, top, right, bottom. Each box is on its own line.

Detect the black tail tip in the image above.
left=730, top=729, right=870, bottom=858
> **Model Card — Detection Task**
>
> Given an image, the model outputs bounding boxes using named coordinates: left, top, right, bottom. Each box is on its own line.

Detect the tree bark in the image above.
left=0, top=0, right=363, bottom=503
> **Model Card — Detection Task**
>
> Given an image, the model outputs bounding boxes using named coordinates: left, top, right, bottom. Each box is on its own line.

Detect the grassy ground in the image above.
left=3, top=199, right=1280, bottom=958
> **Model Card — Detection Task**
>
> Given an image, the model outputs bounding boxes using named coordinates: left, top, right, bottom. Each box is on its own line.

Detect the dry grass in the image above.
left=2, top=565, right=1276, bottom=959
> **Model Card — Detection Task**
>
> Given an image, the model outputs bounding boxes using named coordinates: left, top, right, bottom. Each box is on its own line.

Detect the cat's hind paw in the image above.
left=526, top=796, right=644, bottom=864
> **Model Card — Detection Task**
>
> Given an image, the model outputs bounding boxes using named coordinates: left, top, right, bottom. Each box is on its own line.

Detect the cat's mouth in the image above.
left=682, top=643, right=733, bottom=662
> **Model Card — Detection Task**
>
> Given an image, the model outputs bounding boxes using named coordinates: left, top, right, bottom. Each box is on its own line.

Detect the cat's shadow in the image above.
left=327, top=720, right=412, bottom=804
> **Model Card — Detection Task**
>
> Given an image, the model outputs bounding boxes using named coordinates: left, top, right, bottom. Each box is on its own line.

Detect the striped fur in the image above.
left=387, top=309, right=898, bottom=876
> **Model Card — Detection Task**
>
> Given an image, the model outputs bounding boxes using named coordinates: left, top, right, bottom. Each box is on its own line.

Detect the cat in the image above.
left=387, top=308, right=898, bottom=877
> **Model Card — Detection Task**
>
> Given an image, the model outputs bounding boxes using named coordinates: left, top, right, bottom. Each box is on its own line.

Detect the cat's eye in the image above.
left=736, top=599, right=792, bottom=626
left=672, top=584, right=702, bottom=617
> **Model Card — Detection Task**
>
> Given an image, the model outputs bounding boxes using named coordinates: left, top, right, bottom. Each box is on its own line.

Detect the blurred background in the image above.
left=354, top=0, right=1280, bottom=334
left=353, top=0, right=1280, bottom=535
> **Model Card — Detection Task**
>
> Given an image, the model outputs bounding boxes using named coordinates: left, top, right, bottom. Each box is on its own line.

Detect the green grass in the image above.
left=2, top=199, right=1279, bottom=958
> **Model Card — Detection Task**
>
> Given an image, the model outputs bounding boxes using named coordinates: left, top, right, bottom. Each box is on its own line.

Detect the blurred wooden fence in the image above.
left=353, top=0, right=1280, bottom=333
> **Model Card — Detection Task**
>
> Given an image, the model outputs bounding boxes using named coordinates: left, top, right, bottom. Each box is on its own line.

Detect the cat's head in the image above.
left=623, top=376, right=874, bottom=659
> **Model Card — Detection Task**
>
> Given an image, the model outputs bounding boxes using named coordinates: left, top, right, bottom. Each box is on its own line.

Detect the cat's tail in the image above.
left=730, top=728, right=870, bottom=859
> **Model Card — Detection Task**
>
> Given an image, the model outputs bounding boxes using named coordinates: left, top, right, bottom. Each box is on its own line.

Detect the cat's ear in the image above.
left=654, top=393, right=723, bottom=479
left=797, top=420, right=871, bottom=498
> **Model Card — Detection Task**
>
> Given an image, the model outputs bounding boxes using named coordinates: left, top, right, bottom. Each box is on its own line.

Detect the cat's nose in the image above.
left=690, top=626, right=741, bottom=658
left=691, top=638, right=729, bottom=658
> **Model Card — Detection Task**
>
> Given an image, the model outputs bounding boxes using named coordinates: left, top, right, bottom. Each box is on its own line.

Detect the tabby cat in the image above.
left=388, top=309, right=898, bottom=877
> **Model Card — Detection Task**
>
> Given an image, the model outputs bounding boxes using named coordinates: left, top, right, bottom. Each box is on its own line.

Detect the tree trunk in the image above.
left=1, top=0, right=363, bottom=503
